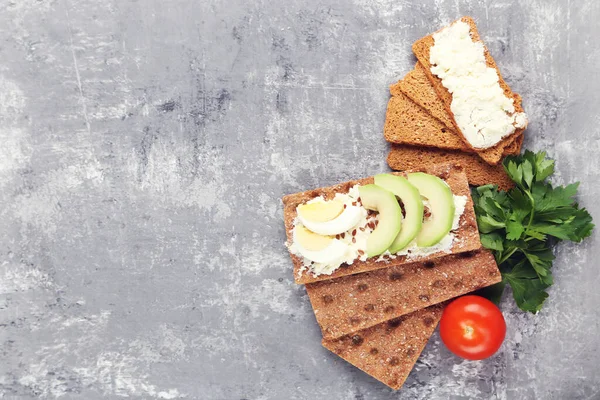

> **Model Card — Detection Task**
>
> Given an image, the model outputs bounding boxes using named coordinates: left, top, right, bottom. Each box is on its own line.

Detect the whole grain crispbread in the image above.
left=383, top=63, right=522, bottom=165
left=387, top=143, right=517, bottom=191
left=412, top=16, right=526, bottom=158
left=307, top=250, right=500, bottom=339
left=282, top=164, right=482, bottom=284
left=322, top=304, right=444, bottom=390
left=383, top=91, right=468, bottom=150
left=391, top=63, right=456, bottom=130
left=502, top=127, right=524, bottom=156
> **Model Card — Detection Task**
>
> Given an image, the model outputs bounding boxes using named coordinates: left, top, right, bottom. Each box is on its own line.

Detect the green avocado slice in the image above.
left=374, top=174, right=424, bottom=253
left=358, top=184, right=402, bottom=257
left=407, top=172, right=455, bottom=247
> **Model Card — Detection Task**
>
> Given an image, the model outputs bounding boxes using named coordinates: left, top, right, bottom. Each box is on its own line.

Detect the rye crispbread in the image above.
left=322, top=304, right=444, bottom=390
left=306, top=249, right=500, bottom=339
left=412, top=16, right=526, bottom=159
left=387, top=143, right=518, bottom=191
left=383, top=92, right=468, bottom=150
left=391, top=63, right=456, bottom=131
left=502, top=124, right=524, bottom=155
left=385, top=67, right=522, bottom=165
left=282, top=164, right=482, bottom=285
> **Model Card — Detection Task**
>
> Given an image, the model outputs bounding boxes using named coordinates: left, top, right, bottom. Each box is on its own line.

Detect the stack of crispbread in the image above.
left=384, top=16, right=526, bottom=191
left=283, top=165, right=502, bottom=390
left=283, top=16, right=525, bottom=391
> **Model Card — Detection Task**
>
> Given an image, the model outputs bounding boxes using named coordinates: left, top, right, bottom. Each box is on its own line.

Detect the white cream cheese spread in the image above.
left=429, top=20, right=528, bottom=149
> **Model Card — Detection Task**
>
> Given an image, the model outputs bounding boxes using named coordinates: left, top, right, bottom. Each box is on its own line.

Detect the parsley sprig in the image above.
left=472, top=150, right=594, bottom=313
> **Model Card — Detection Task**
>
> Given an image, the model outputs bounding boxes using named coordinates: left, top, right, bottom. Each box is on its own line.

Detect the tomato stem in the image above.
left=463, top=324, right=474, bottom=340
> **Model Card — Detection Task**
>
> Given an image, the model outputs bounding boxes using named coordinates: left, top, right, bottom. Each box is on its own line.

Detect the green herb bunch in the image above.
left=473, top=150, right=594, bottom=313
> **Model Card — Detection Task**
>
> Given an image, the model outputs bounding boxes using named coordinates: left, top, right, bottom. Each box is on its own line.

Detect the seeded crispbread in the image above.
left=307, top=250, right=500, bottom=339
left=412, top=16, right=526, bottom=159
left=322, top=304, right=444, bottom=390
left=387, top=143, right=518, bottom=191
left=282, top=164, right=482, bottom=285
left=385, top=67, right=521, bottom=164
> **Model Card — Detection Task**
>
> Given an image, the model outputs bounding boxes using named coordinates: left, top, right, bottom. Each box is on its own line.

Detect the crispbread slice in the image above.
left=391, top=64, right=456, bottom=130
left=386, top=65, right=521, bottom=165
left=384, top=92, right=467, bottom=150
left=387, top=143, right=517, bottom=191
left=412, top=16, right=526, bottom=159
left=307, top=250, right=500, bottom=339
left=282, top=164, right=481, bottom=285
left=502, top=127, right=524, bottom=156
left=322, top=304, right=444, bottom=390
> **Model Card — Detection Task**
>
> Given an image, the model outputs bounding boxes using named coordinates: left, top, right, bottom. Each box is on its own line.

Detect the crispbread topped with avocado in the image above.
left=282, top=164, right=481, bottom=284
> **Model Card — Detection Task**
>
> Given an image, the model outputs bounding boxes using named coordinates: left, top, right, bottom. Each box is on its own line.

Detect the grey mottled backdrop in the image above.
left=0, top=0, right=599, bottom=399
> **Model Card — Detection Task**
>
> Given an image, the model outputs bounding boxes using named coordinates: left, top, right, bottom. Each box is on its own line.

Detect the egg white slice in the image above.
left=294, top=239, right=349, bottom=264
left=297, top=239, right=348, bottom=265
left=292, top=225, right=350, bottom=264
left=298, top=205, right=363, bottom=236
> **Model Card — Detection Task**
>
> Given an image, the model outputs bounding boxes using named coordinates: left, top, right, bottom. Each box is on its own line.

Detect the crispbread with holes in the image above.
left=322, top=304, right=443, bottom=390
left=387, top=143, right=519, bottom=191
left=307, top=250, right=500, bottom=339
left=282, top=164, right=481, bottom=284
left=412, top=16, right=526, bottom=163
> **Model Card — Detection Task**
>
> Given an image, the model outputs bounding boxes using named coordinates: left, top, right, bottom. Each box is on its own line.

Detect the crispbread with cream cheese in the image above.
left=387, top=143, right=518, bottom=191
left=412, top=16, right=526, bottom=161
left=391, top=62, right=522, bottom=161
left=383, top=90, right=522, bottom=161
left=282, top=164, right=481, bottom=284
left=307, top=249, right=500, bottom=339
left=322, top=304, right=443, bottom=390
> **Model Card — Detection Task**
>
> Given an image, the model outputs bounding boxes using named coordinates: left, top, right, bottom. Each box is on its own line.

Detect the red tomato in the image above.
left=439, top=295, right=506, bottom=360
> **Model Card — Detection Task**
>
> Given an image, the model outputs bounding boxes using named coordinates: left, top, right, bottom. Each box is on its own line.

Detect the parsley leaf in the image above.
left=473, top=150, right=594, bottom=313
left=505, top=220, right=525, bottom=240
left=503, top=260, right=549, bottom=313
left=480, top=232, right=504, bottom=251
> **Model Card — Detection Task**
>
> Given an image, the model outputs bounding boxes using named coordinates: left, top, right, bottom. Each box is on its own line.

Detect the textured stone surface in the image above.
left=0, top=1, right=598, bottom=399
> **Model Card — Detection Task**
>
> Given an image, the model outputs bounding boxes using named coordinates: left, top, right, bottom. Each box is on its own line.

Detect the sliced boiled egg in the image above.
left=298, top=199, right=344, bottom=222
left=293, top=225, right=349, bottom=264
left=297, top=201, right=363, bottom=236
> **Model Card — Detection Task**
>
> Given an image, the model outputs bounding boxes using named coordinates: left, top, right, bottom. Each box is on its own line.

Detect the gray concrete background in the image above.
left=0, top=0, right=598, bottom=399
